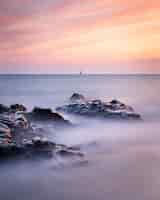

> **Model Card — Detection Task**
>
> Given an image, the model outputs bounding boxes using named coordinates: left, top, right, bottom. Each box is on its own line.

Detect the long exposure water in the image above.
left=0, top=74, right=160, bottom=200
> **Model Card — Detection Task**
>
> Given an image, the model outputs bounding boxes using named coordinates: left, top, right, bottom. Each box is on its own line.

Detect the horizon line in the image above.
left=0, top=73, right=160, bottom=76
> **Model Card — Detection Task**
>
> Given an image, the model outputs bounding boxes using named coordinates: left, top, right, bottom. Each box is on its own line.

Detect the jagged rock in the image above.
left=31, top=136, right=56, bottom=148
left=109, top=99, right=134, bottom=111
left=0, top=104, right=9, bottom=113
left=57, top=149, right=84, bottom=157
left=56, top=95, right=141, bottom=120
left=0, top=103, right=27, bottom=114
left=15, top=114, right=29, bottom=129
left=0, top=114, right=30, bottom=147
left=26, top=107, right=70, bottom=125
left=0, top=136, right=84, bottom=160
left=0, top=122, right=12, bottom=144
left=70, top=93, right=86, bottom=103
left=10, top=104, right=27, bottom=113
left=0, top=104, right=84, bottom=163
left=0, top=116, right=15, bottom=127
left=0, top=143, right=24, bottom=158
left=0, top=114, right=29, bottom=130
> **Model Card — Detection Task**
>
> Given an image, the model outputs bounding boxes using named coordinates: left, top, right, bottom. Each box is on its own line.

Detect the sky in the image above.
left=0, top=0, right=160, bottom=74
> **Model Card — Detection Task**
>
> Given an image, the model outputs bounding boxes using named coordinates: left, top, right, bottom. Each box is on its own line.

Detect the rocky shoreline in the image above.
left=0, top=104, right=83, bottom=161
left=0, top=93, right=142, bottom=163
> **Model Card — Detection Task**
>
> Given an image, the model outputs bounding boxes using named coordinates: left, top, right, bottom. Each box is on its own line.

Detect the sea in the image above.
left=0, top=74, right=160, bottom=200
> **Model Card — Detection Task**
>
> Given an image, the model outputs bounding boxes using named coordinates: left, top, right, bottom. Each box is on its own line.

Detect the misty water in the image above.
left=0, top=74, right=160, bottom=200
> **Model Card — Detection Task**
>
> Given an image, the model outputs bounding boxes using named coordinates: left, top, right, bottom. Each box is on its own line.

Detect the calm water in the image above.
left=0, top=74, right=160, bottom=200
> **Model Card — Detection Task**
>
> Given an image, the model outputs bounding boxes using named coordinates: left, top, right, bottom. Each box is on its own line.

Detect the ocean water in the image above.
left=0, top=74, right=160, bottom=200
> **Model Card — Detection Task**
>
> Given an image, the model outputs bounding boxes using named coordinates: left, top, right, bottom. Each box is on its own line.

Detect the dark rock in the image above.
left=31, top=136, right=56, bottom=148
left=0, top=114, right=29, bottom=130
left=32, top=107, right=53, bottom=116
left=110, top=99, right=120, bottom=105
left=0, top=143, right=24, bottom=158
left=15, top=114, right=29, bottom=129
left=10, top=104, right=27, bottom=113
left=26, top=107, right=70, bottom=125
left=0, top=114, right=31, bottom=147
left=0, top=116, right=15, bottom=128
left=56, top=94, right=141, bottom=120
left=70, top=93, right=86, bottom=103
left=57, top=149, right=84, bottom=157
left=109, top=99, right=134, bottom=111
left=0, top=104, right=84, bottom=162
left=0, top=104, right=9, bottom=113
left=29, top=137, right=84, bottom=158
left=0, top=122, right=12, bottom=144
left=0, top=136, right=84, bottom=160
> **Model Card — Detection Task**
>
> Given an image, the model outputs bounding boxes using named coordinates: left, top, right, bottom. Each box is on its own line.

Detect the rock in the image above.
left=109, top=99, right=134, bottom=111
left=0, top=143, right=24, bottom=158
left=56, top=94, right=141, bottom=120
left=0, top=104, right=9, bottom=113
left=31, top=136, right=56, bottom=148
left=57, top=149, right=84, bottom=157
left=0, top=136, right=84, bottom=160
left=10, top=104, right=27, bottom=113
left=110, top=99, right=121, bottom=105
left=70, top=93, right=86, bottom=103
left=32, top=107, right=53, bottom=116
left=0, top=104, right=84, bottom=163
left=0, top=116, right=15, bottom=128
left=0, top=114, right=31, bottom=147
left=0, top=104, right=27, bottom=114
left=0, top=114, right=29, bottom=130
left=0, top=122, right=12, bottom=143
left=26, top=107, right=70, bottom=125
left=30, top=137, right=84, bottom=159
left=15, top=114, right=29, bottom=129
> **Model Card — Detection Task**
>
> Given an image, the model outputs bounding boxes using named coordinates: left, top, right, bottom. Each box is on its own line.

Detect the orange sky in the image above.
left=0, top=0, right=160, bottom=73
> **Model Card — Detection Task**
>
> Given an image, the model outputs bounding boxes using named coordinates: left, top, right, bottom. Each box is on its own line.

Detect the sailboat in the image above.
left=79, top=69, right=83, bottom=76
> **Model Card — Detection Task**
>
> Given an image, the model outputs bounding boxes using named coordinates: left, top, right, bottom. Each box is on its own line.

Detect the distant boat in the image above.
left=79, top=71, right=83, bottom=76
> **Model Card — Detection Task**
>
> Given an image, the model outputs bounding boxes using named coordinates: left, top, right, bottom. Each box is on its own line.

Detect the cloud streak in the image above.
left=0, top=0, right=160, bottom=73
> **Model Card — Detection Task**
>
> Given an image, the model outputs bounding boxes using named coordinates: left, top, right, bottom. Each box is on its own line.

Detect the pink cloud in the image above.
left=0, top=0, right=160, bottom=73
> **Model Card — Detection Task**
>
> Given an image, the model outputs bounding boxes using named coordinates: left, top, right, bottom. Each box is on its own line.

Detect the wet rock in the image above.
left=70, top=93, right=86, bottom=103
left=0, top=143, right=24, bottom=158
left=0, top=124, right=11, bottom=138
left=56, top=94, right=141, bottom=120
left=57, top=149, right=84, bottom=157
left=0, top=136, right=84, bottom=160
left=26, top=107, right=70, bottom=125
left=0, top=122, right=12, bottom=144
left=31, top=136, right=56, bottom=148
left=0, top=103, right=85, bottom=164
left=0, top=116, right=15, bottom=128
left=0, top=104, right=9, bottom=113
left=0, top=114, right=29, bottom=130
left=0, top=104, right=71, bottom=126
left=15, top=114, right=29, bottom=129
left=109, top=99, right=134, bottom=111
left=0, top=114, right=31, bottom=147
left=10, top=104, right=27, bottom=113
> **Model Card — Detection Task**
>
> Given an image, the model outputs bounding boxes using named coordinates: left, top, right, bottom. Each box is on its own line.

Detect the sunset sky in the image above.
left=0, top=0, right=160, bottom=74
